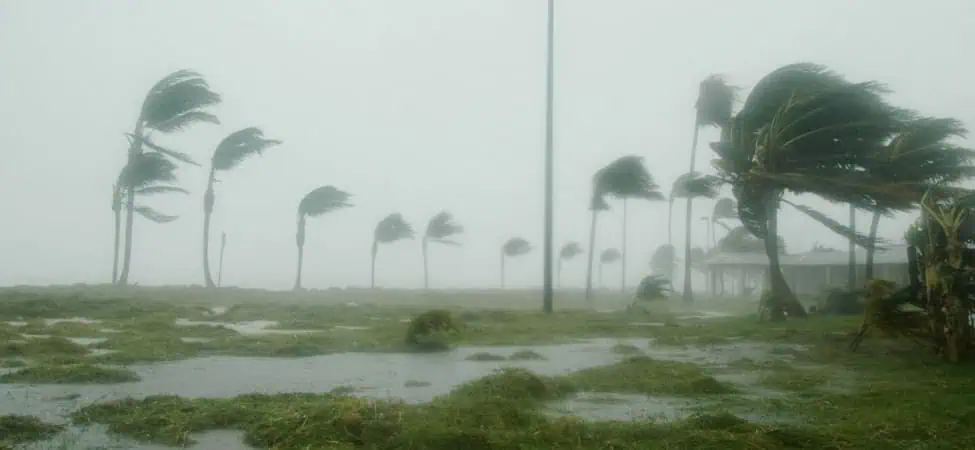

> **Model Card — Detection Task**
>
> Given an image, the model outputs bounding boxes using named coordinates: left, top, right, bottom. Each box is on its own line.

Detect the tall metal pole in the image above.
left=542, top=0, right=556, bottom=313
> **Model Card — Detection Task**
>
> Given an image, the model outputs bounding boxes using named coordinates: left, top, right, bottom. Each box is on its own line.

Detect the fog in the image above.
left=1, top=0, right=973, bottom=290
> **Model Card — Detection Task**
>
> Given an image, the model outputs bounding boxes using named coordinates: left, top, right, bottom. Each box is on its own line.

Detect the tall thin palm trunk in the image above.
left=202, top=170, right=216, bottom=288
left=764, top=193, right=806, bottom=317
left=111, top=206, right=121, bottom=284
left=370, top=241, right=379, bottom=289
left=848, top=205, right=857, bottom=290
left=294, top=217, right=306, bottom=291
left=865, top=210, right=881, bottom=281
left=422, top=238, right=429, bottom=289
left=682, top=121, right=700, bottom=303
left=621, top=199, right=627, bottom=292
left=584, top=210, right=599, bottom=302
left=117, top=131, right=143, bottom=286
left=217, top=232, right=226, bottom=287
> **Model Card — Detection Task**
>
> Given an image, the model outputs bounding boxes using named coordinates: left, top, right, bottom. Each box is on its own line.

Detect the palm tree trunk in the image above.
left=764, top=192, right=806, bottom=318
left=217, top=232, right=226, bottom=287
left=621, top=198, right=627, bottom=292
left=422, top=237, right=429, bottom=290
left=370, top=240, right=379, bottom=289
left=584, top=210, right=599, bottom=302
left=848, top=204, right=857, bottom=290
left=682, top=122, right=700, bottom=304
left=117, top=129, right=145, bottom=286
left=202, top=171, right=217, bottom=288
left=111, top=203, right=121, bottom=284
left=294, top=216, right=306, bottom=291
left=500, top=251, right=506, bottom=289
left=864, top=210, right=881, bottom=281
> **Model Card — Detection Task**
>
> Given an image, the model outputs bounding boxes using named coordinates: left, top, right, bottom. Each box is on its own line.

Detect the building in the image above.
left=703, top=244, right=910, bottom=296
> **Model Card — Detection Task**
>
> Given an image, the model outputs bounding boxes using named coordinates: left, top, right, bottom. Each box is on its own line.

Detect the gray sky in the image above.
left=2, top=0, right=973, bottom=290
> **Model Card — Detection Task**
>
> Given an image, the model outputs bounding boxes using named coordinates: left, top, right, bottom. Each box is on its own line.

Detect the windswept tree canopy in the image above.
left=714, top=226, right=787, bottom=254
left=139, top=70, right=222, bottom=133
left=636, top=274, right=672, bottom=301
left=696, top=75, right=737, bottom=127
left=594, top=155, right=665, bottom=201
left=375, top=213, right=415, bottom=243
left=712, top=198, right=737, bottom=221
left=424, top=211, right=463, bottom=245
left=560, top=242, right=583, bottom=260
left=298, top=186, right=352, bottom=218
left=114, top=153, right=188, bottom=223
left=671, top=171, right=720, bottom=200
left=600, top=248, right=621, bottom=264
left=503, top=237, right=532, bottom=257
left=650, top=244, right=676, bottom=275
left=211, top=127, right=282, bottom=172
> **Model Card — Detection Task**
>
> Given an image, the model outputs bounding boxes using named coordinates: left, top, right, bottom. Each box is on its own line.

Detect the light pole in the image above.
left=542, top=0, right=556, bottom=314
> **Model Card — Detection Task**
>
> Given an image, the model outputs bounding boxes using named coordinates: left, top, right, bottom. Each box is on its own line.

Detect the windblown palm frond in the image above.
left=712, top=198, right=737, bottom=221
left=594, top=155, right=665, bottom=200
left=696, top=74, right=737, bottom=127
left=212, top=127, right=282, bottom=171
left=503, top=237, right=532, bottom=257
left=867, top=117, right=975, bottom=186
left=138, top=70, right=222, bottom=133
left=298, top=186, right=352, bottom=218
left=118, top=152, right=179, bottom=189
left=600, top=248, right=621, bottom=264
left=375, top=213, right=415, bottom=243
left=133, top=206, right=179, bottom=223
left=781, top=200, right=887, bottom=250
left=425, top=211, right=463, bottom=245
left=560, top=242, right=583, bottom=260
left=650, top=244, right=676, bottom=275
left=671, top=171, right=720, bottom=199
left=127, top=134, right=200, bottom=166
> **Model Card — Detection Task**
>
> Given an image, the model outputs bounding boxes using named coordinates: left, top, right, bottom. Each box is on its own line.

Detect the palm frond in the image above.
left=133, top=205, right=179, bottom=223
left=375, top=213, right=415, bottom=243
left=298, top=186, right=353, bottom=217
left=671, top=171, right=720, bottom=199
left=560, top=242, right=583, bottom=260
left=594, top=155, right=665, bottom=201
left=599, top=248, right=621, bottom=264
left=118, top=152, right=180, bottom=189
left=425, top=211, right=464, bottom=240
left=868, top=117, right=975, bottom=186
left=782, top=200, right=887, bottom=250
left=212, top=127, right=282, bottom=171
left=431, top=238, right=461, bottom=247
left=128, top=133, right=200, bottom=166
left=590, top=191, right=610, bottom=211
left=715, top=226, right=786, bottom=254
left=139, top=70, right=222, bottom=133
left=732, top=183, right=770, bottom=239
left=136, top=185, right=189, bottom=196
left=503, top=237, right=532, bottom=257
left=696, top=74, right=737, bottom=127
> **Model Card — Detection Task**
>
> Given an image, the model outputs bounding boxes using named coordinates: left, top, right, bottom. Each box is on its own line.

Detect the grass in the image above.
left=0, top=414, right=64, bottom=446
left=4, top=285, right=975, bottom=448
left=0, top=363, right=141, bottom=384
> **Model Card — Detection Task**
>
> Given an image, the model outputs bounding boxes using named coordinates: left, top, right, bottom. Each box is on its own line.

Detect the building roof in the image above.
left=704, top=244, right=909, bottom=267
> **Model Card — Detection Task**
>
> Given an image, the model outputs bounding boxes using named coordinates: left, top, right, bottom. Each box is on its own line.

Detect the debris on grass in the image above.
left=0, top=363, right=141, bottom=384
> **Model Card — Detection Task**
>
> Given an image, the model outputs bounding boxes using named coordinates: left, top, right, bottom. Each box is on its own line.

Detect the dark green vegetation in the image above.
left=0, top=363, right=140, bottom=384
left=0, top=415, right=64, bottom=446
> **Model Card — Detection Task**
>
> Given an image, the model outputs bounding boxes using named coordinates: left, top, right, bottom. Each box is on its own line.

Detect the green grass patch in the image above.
left=0, top=363, right=140, bottom=384
left=567, top=356, right=736, bottom=396
left=0, top=414, right=65, bottom=446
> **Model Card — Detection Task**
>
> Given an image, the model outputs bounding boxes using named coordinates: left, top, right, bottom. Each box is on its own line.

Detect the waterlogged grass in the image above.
left=567, top=356, right=736, bottom=396
left=0, top=363, right=140, bottom=384
left=0, top=414, right=64, bottom=446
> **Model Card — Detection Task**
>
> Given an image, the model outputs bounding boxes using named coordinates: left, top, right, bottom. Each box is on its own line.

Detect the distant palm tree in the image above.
left=557, top=242, right=583, bottom=287
left=117, top=70, right=221, bottom=285
left=294, top=186, right=352, bottom=290
left=650, top=244, right=676, bottom=280
left=669, top=171, right=719, bottom=302
left=202, top=127, right=281, bottom=288
left=422, top=211, right=464, bottom=289
left=586, top=156, right=664, bottom=301
left=598, top=248, right=621, bottom=288
left=710, top=198, right=737, bottom=243
left=501, top=237, right=531, bottom=288
left=111, top=152, right=188, bottom=283
left=681, top=75, right=736, bottom=303
left=372, top=213, right=415, bottom=288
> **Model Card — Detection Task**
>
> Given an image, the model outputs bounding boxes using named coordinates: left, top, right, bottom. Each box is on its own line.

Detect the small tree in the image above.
left=371, top=213, right=415, bottom=289
left=294, top=186, right=352, bottom=290
left=202, top=127, right=281, bottom=288
left=650, top=244, right=676, bottom=280
left=598, top=248, right=621, bottom=289
left=557, top=242, right=583, bottom=287
left=501, top=237, right=531, bottom=288
left=422, top=211, right=464, bottom=289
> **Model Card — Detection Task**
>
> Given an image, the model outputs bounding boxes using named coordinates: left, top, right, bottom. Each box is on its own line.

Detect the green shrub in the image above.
left=405, top=310, right=461, bottom=351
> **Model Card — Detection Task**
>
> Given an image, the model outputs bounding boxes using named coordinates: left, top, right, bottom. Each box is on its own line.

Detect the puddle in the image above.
left=5, top=321, right=28, bottom=327
left=174, top=319, right=321, bottom=336
left=181, top=337, right=214, bottom=343
left=549, top=392, right=691, bottom=422
left=21, top=334, right=51, bottom=339
left=43, top=318, right=102, bottom=326
left=333, top=325, right=371, bottom=331
left=66, top=337, right=108, bottom=346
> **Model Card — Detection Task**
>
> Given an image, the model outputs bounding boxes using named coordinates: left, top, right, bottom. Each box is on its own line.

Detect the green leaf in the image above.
left=783, top=200, right=887, bottom=250
left=129, top=133, right=200, bottom=167
left=139, top=70, right=222, bottom=133
left=425, top=211, right=463, bottom=240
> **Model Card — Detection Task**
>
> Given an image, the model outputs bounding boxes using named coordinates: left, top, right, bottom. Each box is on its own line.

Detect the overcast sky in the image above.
left=1, top=0, right=973, bottom=290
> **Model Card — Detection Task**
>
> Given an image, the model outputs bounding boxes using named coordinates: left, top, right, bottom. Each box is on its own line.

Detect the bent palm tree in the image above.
left=117, top=70, right=221, bottom=285
left=670, top=171, right=719, bottom=301
left=422, top=211, right=463, bottom=289
left=111, top=152, right=188, bottom=283
left=586, top=156, right=664, bottom=301
left=681, top=75, right=736, bottom=303
left=861, top=117, right=975, bottom=280
left=598, top=248, right=621, bottom=289
left=501, top=237, right=531, bottom=288
left=557, top=242, right=583, bottom=287
left=709, top=63, right=918, bottom=318
left=202, top=127, right=281, bottom=288
left=294, top=186, right=352, bottom=290
left=371, top=213, right=415, bottom=288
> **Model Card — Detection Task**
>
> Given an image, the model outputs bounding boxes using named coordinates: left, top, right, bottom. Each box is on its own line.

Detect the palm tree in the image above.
left=650, top=244, right=676, bottom=280
left=669, top=171, right=719, bottom=302
left=501, top=237, right=531, bottom=288
left=708, top=63, right=918, bottom=318
left=294, top=186, right=352, bottom=290
left=598, top=248, right=621, bottom=288
left=710, top=198, right=737, bottom=243
left=422, top=211, right=464, bottom=289
left=371, top=213, right=415, bottom=288
left=111, top=152, right=188, bottom=283
left=681, top=75, right=736, bottom=303
left=217, top=232, right=227, bottom=287
left=202, top=127, right=281, bottom=288
left=557, top=242, right=583, bottom=287
left=117, top=70, right=221, bottom=285
left=585, top=156, right=664, bottom=301
left=861, top=117, right=975, bottom=280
